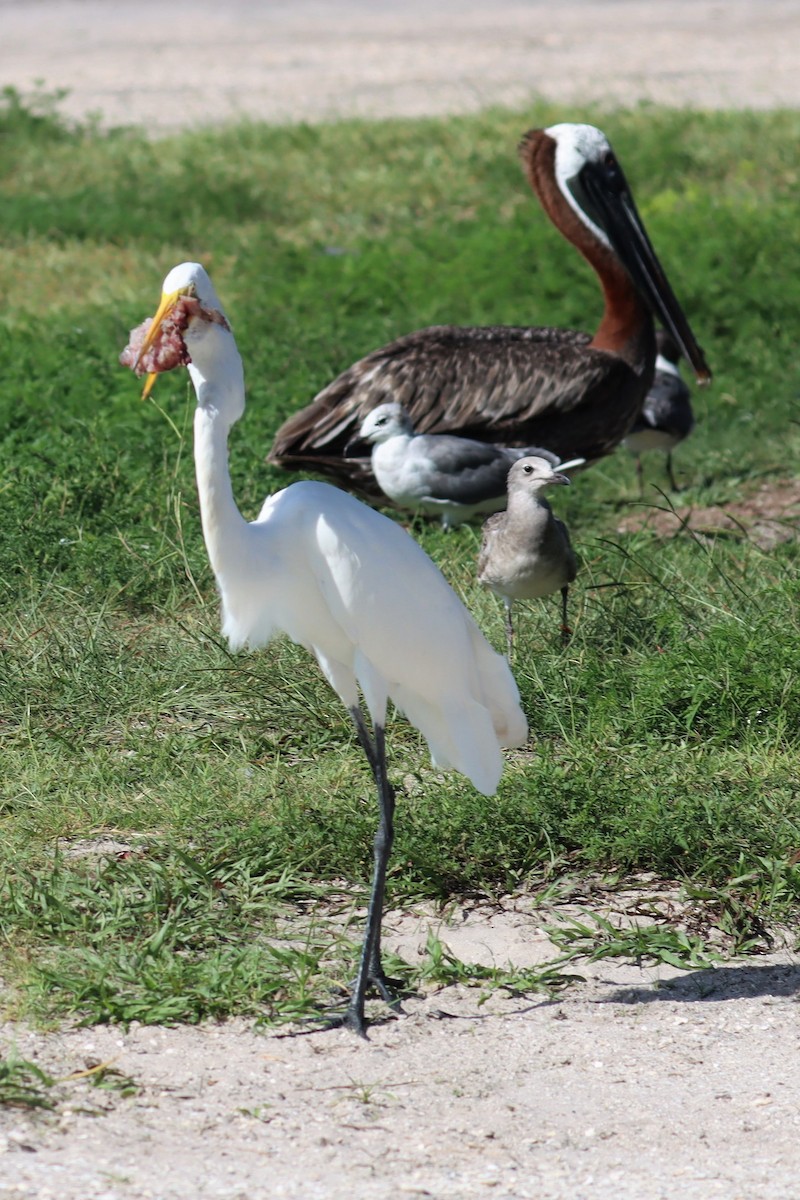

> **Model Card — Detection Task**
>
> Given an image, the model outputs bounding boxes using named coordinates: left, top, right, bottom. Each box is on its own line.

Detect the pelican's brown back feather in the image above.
left=269, top=323, right=646, bottom=493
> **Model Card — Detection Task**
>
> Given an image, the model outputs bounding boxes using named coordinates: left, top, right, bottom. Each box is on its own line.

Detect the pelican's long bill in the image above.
left=573, top=158, right=712, bottom=385
left=134, top=285, right=192, bottom=400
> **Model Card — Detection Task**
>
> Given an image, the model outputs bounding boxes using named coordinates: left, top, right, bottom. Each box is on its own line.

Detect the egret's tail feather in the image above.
left=391, top=688, right=507, bottom=796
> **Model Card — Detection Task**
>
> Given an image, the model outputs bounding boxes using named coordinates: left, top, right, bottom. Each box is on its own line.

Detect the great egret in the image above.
left=268, top=122, right=711, bottom=494
left=624, top=330, right=695, bottom=494
left=120, top=262, right=528, bottom=1035
left=350, top=401, right=584, bottom=529
left=478, top=456, right=578, bottom=656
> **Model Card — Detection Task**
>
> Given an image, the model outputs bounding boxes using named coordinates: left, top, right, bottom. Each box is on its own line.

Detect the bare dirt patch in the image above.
left=617, top=478, right=800, bottom=550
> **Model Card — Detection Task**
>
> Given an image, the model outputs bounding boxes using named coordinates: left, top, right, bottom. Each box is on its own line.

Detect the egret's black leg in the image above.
left=342, top=711, right=399, bottom=1037
left=504, top=600, right=514, bottom=661
left=560, top=585, right=572, bottom=645
left=349, top=705, right=378, bottom=776
left=666, top=451, right=679, bottom=492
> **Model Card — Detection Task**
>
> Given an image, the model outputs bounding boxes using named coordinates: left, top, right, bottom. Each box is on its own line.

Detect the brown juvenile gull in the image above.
left=350, top=402, right=584, bottom=529
left=623, top=330, right=695, bottom=494
left=478, top=456, right=578, bottom=656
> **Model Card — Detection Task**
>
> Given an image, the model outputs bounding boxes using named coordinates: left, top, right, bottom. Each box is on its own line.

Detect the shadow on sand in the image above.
left=601, top=960, right=800, bottom=1006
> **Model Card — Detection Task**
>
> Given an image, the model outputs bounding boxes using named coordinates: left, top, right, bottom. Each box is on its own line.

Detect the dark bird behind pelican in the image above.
left=268, top=122, right=711, bottom=494
left=624, top=329, right=696, bottom=493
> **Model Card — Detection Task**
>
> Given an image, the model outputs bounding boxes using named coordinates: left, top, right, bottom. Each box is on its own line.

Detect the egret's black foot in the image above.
left=363, top=969, right=404, bottom=1011
left=317, top=1004, right=370, bottom=1038
left=324, top=971, right=405, bottom=1037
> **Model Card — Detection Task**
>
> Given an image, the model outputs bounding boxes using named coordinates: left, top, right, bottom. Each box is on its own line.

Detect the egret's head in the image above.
left=120, top=262, right=232, bottom=399
left=160, top=262, right=224, bottom=312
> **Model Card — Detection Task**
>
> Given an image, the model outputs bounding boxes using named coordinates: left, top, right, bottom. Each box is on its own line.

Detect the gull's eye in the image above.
left=523, top=464, right=534, bottom=475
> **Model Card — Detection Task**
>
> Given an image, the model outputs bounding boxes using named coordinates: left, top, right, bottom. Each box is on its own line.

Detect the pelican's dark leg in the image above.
left=342, top=708, right=399, bottom=1037
left=560, top=585, right=572, bottom=645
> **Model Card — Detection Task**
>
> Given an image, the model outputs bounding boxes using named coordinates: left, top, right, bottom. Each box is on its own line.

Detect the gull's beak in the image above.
left=343, top=433, right=370, bottom=458
left=551, top=472, right=571, bottom=487
left=134, top=286, right=186, bottom=400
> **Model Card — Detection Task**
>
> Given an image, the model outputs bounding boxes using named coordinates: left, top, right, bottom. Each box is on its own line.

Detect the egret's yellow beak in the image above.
left=134, top=285, right=191, bottom=400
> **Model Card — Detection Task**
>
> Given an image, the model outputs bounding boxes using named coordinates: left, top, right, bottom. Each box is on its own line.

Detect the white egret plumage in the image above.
left=120, top=262, right=528, bottom=1035
left=478, top=456, right=578, bottom=656
left=350, top=401, right=584, bottom=529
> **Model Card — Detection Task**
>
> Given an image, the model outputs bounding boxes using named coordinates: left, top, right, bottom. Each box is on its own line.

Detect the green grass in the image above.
left=1, top=88, right=799, bottom=1026
left=0, top=1054, right=57, bottom=1110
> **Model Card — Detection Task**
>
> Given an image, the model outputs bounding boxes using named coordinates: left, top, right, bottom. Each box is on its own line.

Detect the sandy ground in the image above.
left=2, top=3, right=800, bottom=1198
left=2, top=900, right=799, bottom=1200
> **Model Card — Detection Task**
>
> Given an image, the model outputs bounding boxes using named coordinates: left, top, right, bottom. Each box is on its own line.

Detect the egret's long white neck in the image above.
left=187, top=341, right=250, bottom=577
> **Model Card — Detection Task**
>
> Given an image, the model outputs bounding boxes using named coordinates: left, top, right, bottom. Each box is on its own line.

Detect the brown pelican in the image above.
left=268, top=122, right=711, bottom=494
left=623, top=329, right=696, bottom=493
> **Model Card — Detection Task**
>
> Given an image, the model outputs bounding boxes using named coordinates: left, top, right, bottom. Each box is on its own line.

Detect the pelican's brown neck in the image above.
left=519, top=130, right=653, bottom=370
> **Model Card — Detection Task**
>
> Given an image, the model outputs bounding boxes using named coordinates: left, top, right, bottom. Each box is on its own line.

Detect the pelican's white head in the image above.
left=545, top=123, right=612, bottom=183
left=544, top=123, right=616, bottom=250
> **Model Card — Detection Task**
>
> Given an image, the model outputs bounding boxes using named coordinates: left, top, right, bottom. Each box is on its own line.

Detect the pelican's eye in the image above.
left=602, top=151, right=624, bottom=191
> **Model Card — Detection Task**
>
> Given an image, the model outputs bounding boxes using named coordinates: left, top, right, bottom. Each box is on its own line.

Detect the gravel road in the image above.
left=3, top=0, right=800, bottom=130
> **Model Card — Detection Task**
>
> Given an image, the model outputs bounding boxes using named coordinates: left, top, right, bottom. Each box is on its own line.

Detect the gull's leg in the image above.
left=635, top=453, right=645, bottom=498
left=504, top=599, right=514, bottom=660
left=560, top=586, right=572, bottom=644
left=666, top=451, right=679, bottom=492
